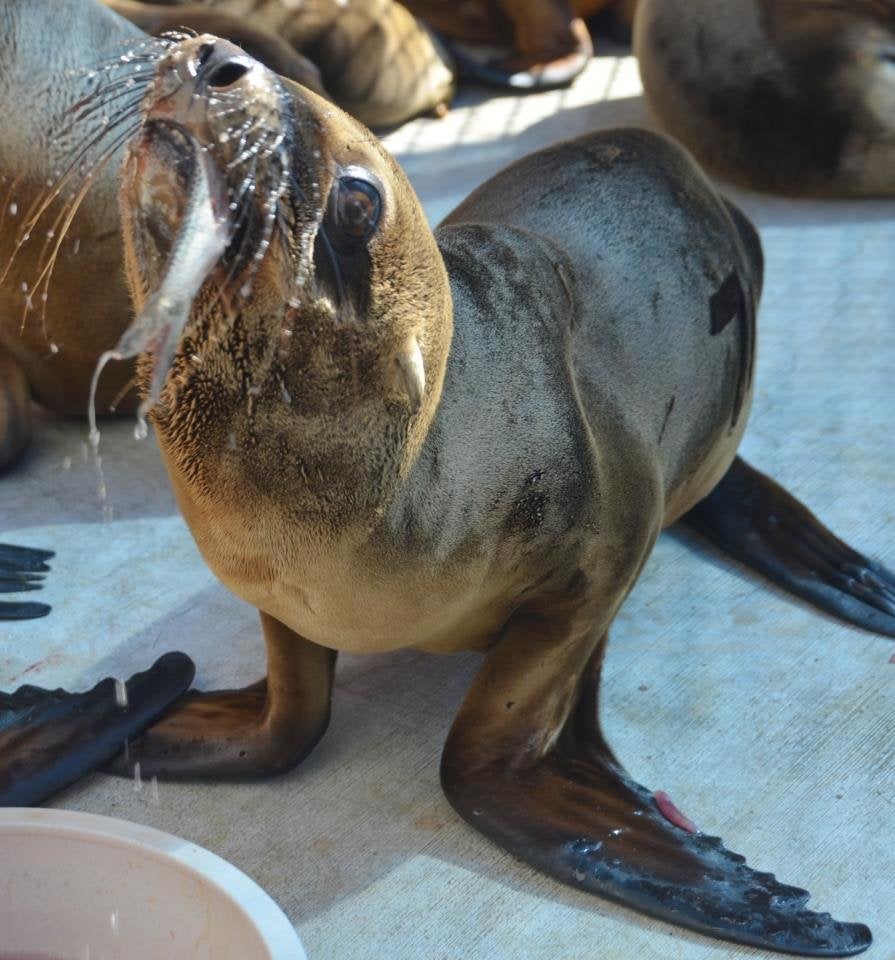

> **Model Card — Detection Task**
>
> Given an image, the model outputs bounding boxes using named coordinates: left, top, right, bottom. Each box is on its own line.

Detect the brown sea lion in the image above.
left=404, top=0, right=635, bottom=88
left=0, top=0, right=147, bottom=478
left=108, top=0, right=456, bottom=127
left=0, top=0, right=333, bottom=478
left=38, top=33, right=888, bottom=954
left=634, top=0, right=895, bottom=196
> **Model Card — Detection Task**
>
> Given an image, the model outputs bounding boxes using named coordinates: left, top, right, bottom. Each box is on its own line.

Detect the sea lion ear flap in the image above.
left=390, top=336, right=426, bottom=413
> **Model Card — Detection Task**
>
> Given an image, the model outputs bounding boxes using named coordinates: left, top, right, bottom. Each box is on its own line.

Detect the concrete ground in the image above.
left=2, top=51, right=893, bottom=960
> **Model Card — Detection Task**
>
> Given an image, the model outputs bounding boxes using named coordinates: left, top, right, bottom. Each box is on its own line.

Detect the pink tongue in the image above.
left=654, top=790, right=698, bottom=833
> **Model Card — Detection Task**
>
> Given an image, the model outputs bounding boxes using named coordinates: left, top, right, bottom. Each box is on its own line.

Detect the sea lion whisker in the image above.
left=56, top=85, right=148, bottom=142
left=24, top=122, right=143, bottom=337
left=16, top=91, right=144, bottom=242
left=5, top=100, right=143, bottom=286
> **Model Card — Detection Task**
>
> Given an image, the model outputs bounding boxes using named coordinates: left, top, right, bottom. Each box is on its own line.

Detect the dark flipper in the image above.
left=682, top=456, right=895, bottom=637
left=443, top=614, right=871, bottom=957
left=0, top=543, right=54, bottom=571
left=446, top=13, right=591, bottom=91
left=450, top=42, right=591, bottom=90
left=0, top=542, right=54, bottom=620
left=0, top=652, right=194, bottom=806
left=0, top=601, right=51, bottom=620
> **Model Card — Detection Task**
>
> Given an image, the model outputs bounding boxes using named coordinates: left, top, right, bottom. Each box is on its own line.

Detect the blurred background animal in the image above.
left=634, top=0, right=895, bottom=195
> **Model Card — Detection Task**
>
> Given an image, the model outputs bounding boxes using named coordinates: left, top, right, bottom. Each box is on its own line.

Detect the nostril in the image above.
left=196, top=42, right=216, bottom=69
left=206, top=59, right=251, bottom=89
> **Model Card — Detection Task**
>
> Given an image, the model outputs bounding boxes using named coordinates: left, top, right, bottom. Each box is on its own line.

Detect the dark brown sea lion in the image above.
left=36, top=33, right=888, bottom=954
left=634, top=0, right=895, bottom=196
left=108, top=0, right=456, bottom=127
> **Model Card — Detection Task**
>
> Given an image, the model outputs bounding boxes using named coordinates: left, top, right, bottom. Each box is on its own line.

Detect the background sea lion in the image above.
left=28, top=34, right=888, bottom=953
left=404, top=0, right=636, bottom=88
left=109, top=0, right=456, bottom=127
left=634, top=0, right=895, bottom=196
left=0, top=0, right=146, bottom=476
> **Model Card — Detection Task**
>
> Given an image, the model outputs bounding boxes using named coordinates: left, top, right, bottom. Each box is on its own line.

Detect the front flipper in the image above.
left=0, top=652, right=194, bottom=806
left=107, top=612, right=335, bottom=779
left=682, top=456, right=895, bottom=638
left=0, top=542, right=54, bottom=620
left=449, top=12, right=592, bottom=90
left=443, top=618, right=871, bottom=956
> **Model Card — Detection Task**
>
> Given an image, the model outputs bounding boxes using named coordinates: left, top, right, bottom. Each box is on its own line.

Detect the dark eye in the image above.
left=328, top=176, right=381, bottom=246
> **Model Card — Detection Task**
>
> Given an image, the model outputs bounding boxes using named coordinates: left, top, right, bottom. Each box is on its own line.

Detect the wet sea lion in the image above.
left=0, top=0, right=381, bottom=483
left=634, top=0, right=895, bottom=196
left=0, top=0, right=145, bottom=476
left=7, top=32, right=895, bottom=954
left=110, top=0, right=456, bottom=127
left=76, top=35, right=895, bottom=953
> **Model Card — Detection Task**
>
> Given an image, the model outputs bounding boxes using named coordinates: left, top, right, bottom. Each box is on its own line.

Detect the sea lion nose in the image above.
left=188, top=36, right=254, bottom=90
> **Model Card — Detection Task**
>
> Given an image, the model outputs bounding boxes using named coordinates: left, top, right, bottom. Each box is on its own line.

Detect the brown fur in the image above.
left=635, top=0, right=895, bottom=195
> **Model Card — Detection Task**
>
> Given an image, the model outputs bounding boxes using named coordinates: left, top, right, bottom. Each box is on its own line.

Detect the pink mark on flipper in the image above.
left=654, top=790, right=698, bottom=833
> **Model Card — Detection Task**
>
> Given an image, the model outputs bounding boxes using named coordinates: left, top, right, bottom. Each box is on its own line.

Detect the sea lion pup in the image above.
left=634, top=0, right=895, bottom=196
left=107, top=0, right=456, bottom=127
left=108, top=36, right=895, bottom=954
left=0, top=0, right=147, bottom=474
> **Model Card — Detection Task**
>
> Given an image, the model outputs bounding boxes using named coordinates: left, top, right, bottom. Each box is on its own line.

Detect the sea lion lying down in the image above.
left=3, top=32, right=894, bottom=957
left=634, top=0, right=895, bottom=196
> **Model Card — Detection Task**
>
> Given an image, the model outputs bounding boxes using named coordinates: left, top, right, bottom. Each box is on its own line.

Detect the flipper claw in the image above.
left=0, top=542, right=54, bottom=619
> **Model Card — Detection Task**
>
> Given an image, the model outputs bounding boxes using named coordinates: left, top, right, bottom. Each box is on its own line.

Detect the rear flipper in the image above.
left=443, top=611, right=872, bottom=957
left=682, top=456, right=895, bottom=638
left=0, top=652, right=194, bottom=806
left=0, top=542, right=54, bottom=621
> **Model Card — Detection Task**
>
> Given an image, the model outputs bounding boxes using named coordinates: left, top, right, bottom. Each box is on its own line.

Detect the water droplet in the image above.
left=89, top=426, right=101, bottom=450
left=72, top=238, right=81, bottom=255
left=110, top=911, right=119, bottom=937
left=114, top=679, right=128, bottom=707
left=472, top=809, right=483, bottom=817
left=573, top=868, right=586, bottom=883
left=46, top=229, right=55, bottom=239
left=49, top=341, right=59, bottom=353
left=240, top=281, right=252, bottom=298
left=62, top=456, right=72, bottom=470
left=150, top=775, right=160, bottom=805
left=20, top=281, right=28, bottom=293
left=134, top=416, right=148, bottom=441
left=133, top=761, right=143, bottom=792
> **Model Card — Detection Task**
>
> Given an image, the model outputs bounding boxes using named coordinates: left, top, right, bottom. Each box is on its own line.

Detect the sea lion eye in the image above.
left=331, top=177, right=381, bottom=243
